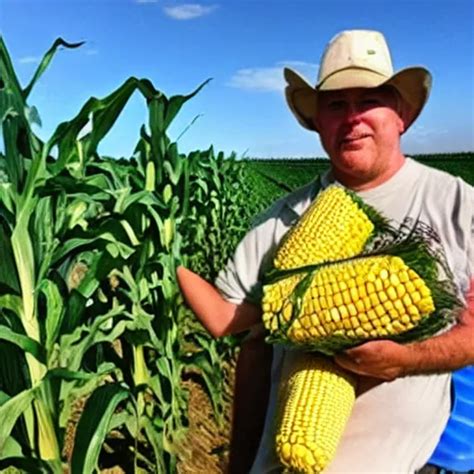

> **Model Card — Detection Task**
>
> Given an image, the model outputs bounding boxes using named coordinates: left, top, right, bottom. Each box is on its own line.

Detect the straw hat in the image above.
left=285, top=30, right=432, bottom=131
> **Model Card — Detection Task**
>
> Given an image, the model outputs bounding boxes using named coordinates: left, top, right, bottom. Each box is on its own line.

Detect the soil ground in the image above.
left=176, top=359, right=236, bottom=474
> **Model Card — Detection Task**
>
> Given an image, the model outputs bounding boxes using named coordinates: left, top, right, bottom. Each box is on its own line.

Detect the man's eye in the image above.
left=362, top=98, right=381, bottom=106
left=328, top=100, right=344, bottom=110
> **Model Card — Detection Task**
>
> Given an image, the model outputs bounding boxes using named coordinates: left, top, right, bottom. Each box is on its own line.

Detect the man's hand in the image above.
left=334, top=339, right=414, bottom=381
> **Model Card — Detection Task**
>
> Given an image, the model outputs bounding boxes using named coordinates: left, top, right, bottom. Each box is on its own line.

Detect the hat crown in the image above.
left=318, top=30, right=394, bottom=86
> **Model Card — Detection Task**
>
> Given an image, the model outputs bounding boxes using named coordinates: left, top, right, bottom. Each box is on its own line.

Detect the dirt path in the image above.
left=177, top=360, right=236, bottom=474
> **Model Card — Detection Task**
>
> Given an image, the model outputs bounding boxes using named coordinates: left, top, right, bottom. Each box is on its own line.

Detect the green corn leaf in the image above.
left=0, top=435, right=23, bottom=458
left=0, top=387, right=35, bottom=454
left=149, top=97, right=166, bottom=136
left=0, top=36, right=24, bottom=101
left=111, top=187, right=132, bottom=214
left=163, top=78, right=212, bottom=131
left=38, top=280, right=65, bottom=353
left=51, top=232, right=122, bottom=265
left=46, top=77, right=161, bottom=176
left=0, top=325, right=46, bottom=363
left=142, top=418, right=167, bottom=473
left=33, top=197, right=57, bottom=283
left=70, top=384, right=130, bottom=474
left=120, top=219, right=140, bottom=247
left=46, top=366, right=114, bottom=382
left=11, top=214, right=39, bottom=345
left=0, top=294, right=23, bottom=319
left=60, top=307, right=128, bottom=372
left=121, top=189, right=165, bottom=212
left=0, top=183, right=15, bottom=215
left=22, top=38, right=84, bottom=100
left=1, top=114, right=27, bottom=194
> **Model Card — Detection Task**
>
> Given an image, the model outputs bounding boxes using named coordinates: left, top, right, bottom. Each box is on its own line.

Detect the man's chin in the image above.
left=334, top=152, right=375, bottom=173
left=332, top=158, right=380, bottom=187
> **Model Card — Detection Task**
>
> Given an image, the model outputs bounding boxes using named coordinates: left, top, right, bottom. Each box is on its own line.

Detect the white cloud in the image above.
left=163, top=3, right=217, bottom=20
left=227, top=61, right=318, bottom=92
left=227, top=67, right=284, bottom=92
left=136, top=0, right=159, bottom=3
left=18, top=56, right=41, bottom=65
left=84, top=49, right=99, bottom=56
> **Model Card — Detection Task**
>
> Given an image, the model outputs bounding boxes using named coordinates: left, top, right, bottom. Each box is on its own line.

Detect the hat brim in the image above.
left=284, top=66, right=432, bottom=132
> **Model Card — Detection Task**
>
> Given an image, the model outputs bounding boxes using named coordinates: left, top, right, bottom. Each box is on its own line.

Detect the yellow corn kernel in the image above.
left=419, top=297, right=435, bottom=313
left=374, top=278, right=384, bottom=292
left=367, top=309, right=377, bottom=321
left=350, top=316, right=360, bottom=328
left=330, top=307, right=341, bottom=323
left=334, top=293, right=343, bottom=306
left=362, top=322, right=373, bottom=332
left=319, top=296, right=328, bottom=309
left=378, top=291, right=388, bottom=303
left=370, top=293, right=380, bottom=306
left=399, top=270, right=409, bottom=283
left=347, top=303, right=357, bottom=317
left=355, top=300, right=365, bottom=313
left=349, top=287, right=359, bottom=301
left=355, top=327, right=368, bottom=338
left=420, top=286, right=431, bottom=298
left=387, top=286, right=398, bottom=301
left=374, top=304, right=385, bottom=318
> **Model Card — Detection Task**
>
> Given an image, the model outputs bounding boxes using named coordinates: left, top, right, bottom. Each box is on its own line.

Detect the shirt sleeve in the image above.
left=214, top=213, right=279, bottom=305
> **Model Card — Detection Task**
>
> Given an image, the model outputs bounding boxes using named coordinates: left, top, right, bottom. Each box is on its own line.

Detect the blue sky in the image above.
left=1, top=0, right=473, bottom=159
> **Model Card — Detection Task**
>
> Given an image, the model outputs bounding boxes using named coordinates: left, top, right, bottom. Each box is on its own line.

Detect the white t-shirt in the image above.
left=215, top=158, right=474, bottom=473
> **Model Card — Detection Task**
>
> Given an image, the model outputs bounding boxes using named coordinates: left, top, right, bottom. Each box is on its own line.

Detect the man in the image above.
left=177, top=30, right=474, bottom=472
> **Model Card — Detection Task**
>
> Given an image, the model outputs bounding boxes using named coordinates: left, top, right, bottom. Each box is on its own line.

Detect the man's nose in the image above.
left=342, top=102, right=363, bottom=123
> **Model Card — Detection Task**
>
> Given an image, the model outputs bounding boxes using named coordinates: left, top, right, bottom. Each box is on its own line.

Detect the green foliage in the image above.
left=0, top=36, right=245, bottom=472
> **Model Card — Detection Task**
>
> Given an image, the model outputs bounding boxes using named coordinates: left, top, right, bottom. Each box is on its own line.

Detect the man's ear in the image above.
left=397, top=103, right=411, bottom=135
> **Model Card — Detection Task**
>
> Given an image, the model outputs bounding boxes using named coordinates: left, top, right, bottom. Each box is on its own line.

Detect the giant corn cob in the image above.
left=263, top=254, right=442, bottom=352
left=276, top=353, right=356, bottom=473
left=262, top=185, right=458, bottom=474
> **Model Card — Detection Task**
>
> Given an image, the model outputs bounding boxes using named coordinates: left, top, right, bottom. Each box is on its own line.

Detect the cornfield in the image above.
left=0, top=37, right=472, bottom=473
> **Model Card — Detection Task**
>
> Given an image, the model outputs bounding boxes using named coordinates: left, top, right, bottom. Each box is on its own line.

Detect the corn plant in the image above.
left=0, top=35, right=246, bottom=473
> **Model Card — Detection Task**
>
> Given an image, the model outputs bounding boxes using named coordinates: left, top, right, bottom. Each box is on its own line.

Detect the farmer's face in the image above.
left=314, top=86, right=406, bottom=190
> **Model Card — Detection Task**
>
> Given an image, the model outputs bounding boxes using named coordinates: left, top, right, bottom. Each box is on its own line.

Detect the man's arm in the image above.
left=176, top=266, right=261, bottom=337
left=335, top=277, right=474, bottom=380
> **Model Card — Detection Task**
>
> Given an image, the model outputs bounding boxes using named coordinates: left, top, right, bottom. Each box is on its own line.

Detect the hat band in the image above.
left=318, top=66, right=390, bottom=90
